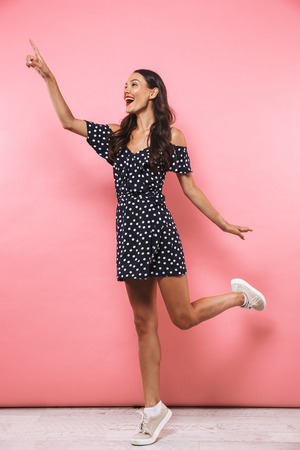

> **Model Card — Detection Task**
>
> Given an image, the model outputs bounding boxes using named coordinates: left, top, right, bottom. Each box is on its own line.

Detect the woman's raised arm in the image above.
left=26, top=40, right=87, bottom=137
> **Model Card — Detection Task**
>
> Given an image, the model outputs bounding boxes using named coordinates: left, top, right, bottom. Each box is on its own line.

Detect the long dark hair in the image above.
left=108, top=69, right=175, bottom=170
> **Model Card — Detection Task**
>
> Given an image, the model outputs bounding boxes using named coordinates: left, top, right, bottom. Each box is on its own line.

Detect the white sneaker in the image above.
left=231, top=278, right=266, bottom=311
left=131, top=403, right=172, bottom=446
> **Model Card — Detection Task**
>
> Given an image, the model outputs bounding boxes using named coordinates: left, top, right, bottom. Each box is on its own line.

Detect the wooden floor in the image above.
left=0, top=407, right=299, bottom=450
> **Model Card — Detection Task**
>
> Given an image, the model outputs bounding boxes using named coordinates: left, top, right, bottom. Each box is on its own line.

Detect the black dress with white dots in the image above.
left=86, top=121, right=192, bottom=281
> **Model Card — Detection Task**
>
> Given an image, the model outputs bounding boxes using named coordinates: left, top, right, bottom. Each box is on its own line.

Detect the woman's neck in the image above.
left=135, top=109, right=155, bottom=132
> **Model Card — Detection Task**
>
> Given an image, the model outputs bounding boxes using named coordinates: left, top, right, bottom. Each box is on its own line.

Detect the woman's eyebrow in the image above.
left=125, top=79, right=140, bottom=85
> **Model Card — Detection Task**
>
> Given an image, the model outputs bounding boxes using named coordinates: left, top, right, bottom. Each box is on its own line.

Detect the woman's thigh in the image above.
left=157, top=275, right=194, bottom=327
left=125, top=278, right=158, bottom=330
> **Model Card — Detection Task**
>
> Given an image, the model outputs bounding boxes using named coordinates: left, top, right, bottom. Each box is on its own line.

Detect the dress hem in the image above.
left=117, top=271, right=187, bottom=282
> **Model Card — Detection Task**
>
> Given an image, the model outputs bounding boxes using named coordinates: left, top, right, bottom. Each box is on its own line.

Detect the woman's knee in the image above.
left=170, top=312, right=196, bottom=330
left=133, top=313, right=158, bottom=337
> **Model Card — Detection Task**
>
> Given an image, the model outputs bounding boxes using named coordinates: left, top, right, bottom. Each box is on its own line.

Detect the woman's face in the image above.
left=124, top=72, right=157, bottom=114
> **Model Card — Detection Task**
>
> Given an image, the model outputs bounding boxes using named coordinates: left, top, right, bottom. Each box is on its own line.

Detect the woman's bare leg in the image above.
left=158, top=275, right=244, bottom=330
left=125, top=278, right=161, bottom=407
left=125, top=275, right=244, bottom=403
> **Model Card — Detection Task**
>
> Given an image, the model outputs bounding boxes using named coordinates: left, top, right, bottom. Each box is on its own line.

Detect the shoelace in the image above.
left=137, top=412, right=150, bottom=434
left=245, top=295, right=261, bottom=309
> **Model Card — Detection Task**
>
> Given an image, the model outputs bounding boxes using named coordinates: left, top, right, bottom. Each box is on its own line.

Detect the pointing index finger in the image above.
left=29, top=39, right=42, bottom=59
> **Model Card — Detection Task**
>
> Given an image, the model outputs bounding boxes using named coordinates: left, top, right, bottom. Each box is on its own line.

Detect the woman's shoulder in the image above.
left=170, top=127, right=186, bottom=146
left=108, top=123, right=120, bottom=132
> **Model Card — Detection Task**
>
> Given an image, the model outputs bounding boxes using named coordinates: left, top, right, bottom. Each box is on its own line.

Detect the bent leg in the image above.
left=125, top=278, right=161, bottom=407
left=158, top=275, right=244, bottom=330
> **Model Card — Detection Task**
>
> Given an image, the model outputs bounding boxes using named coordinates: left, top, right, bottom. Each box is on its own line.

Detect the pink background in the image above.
left=1, top=0, right=300, bottom=407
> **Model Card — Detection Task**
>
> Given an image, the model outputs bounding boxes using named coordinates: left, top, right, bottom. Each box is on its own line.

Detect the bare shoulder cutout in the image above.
left=108, top=123, right=121, bottom=132
left=170, top=127, right=187, bottom=146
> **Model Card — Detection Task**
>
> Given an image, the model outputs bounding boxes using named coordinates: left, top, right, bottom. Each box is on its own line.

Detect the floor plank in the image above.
left=0, top=407, right=299, bottom=450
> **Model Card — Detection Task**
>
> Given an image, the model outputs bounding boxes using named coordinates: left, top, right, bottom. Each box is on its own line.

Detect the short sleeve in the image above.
left=168, top=145, right=192, bottom=174
left=85, top=121, right=113, bottom=165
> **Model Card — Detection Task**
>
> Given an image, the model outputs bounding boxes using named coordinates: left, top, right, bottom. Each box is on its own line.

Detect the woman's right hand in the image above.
left=26, top=39, right=51, bottom=79
left=26, top=39, right=88, bottom=136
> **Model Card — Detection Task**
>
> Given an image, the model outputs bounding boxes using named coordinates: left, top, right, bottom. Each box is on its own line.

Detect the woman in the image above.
left=26, top=40, right=266, bottom=446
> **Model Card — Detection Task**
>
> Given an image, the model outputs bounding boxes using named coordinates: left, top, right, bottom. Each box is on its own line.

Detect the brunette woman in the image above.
left=26, top=40, right=266, bottom=446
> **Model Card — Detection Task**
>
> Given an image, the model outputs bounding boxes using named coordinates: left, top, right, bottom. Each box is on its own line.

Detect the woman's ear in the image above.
left=149, top=87, right=159, bottom=99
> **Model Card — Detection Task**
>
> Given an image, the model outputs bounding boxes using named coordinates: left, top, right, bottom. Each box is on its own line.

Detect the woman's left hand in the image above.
left=222, top=222, right=253, bottom=240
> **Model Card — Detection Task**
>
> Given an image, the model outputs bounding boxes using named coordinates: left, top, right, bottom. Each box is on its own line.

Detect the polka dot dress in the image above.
left=86, top=121, right=192, bottom=281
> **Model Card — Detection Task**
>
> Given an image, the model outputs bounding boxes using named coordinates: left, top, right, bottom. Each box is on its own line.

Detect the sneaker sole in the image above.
left=231, top=278, right=266, bottom=310
left=131, top=409, right=172, bottom=446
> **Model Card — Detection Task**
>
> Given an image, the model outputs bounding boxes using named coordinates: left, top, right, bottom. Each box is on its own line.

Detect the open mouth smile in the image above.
left=125, top=96, right=135, bottom=106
